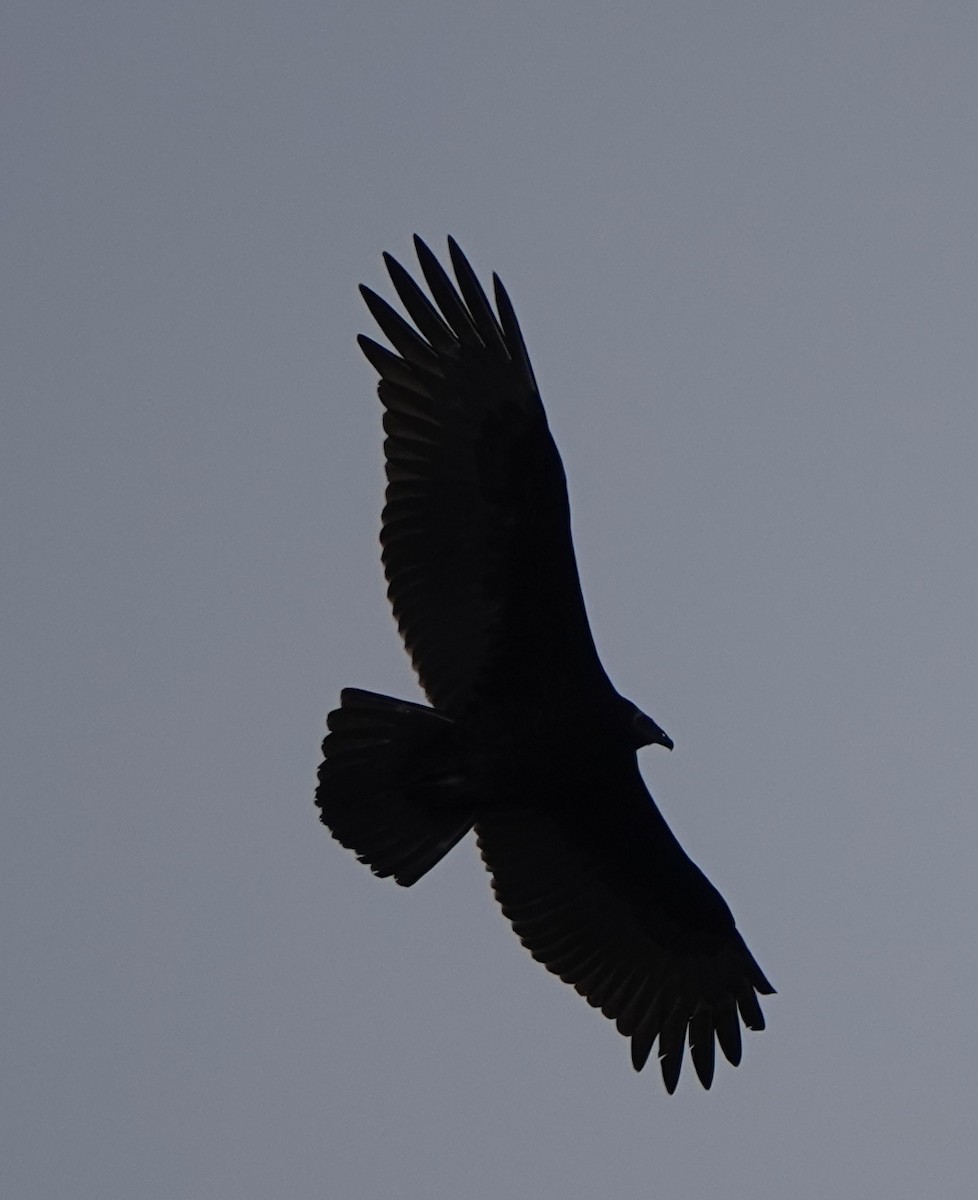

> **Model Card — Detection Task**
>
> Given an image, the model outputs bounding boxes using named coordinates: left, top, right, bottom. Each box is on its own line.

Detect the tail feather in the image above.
left=317, top=688, right=475, bottom=886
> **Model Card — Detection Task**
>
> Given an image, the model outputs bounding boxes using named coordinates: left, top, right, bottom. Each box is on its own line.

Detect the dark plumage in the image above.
left=317, top=237, right=774, bottom=1093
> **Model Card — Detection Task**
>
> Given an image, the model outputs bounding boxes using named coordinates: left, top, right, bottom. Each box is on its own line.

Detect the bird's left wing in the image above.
left=359, top=237, right=611, bottom=717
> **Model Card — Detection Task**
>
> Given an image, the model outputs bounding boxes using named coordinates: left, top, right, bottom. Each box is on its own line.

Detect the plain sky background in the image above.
left=4, top=2, right=978, bottom=1196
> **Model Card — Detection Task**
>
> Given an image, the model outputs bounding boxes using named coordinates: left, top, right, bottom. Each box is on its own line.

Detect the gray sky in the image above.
left=5, top=1, right=978, bottom=1196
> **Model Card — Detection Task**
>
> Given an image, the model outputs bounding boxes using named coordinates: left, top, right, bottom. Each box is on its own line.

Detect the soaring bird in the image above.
left=317, top=237, right=773, bottom=1093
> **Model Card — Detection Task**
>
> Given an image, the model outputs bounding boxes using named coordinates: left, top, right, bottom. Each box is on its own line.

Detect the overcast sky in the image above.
left=5, top=2, right=978, bottom=1196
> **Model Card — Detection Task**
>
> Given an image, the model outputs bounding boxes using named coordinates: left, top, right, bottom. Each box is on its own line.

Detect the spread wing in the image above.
left=476, top=768, right=774, bottom=1093
left=359, top=237, right=611, bottom=717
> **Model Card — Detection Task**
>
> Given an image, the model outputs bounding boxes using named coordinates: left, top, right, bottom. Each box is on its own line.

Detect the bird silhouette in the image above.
left=317, top=237, right=773, bottom=1093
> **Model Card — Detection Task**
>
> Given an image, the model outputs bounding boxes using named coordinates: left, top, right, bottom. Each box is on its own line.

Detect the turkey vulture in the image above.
left=317, top=236, right=774, bottom=1093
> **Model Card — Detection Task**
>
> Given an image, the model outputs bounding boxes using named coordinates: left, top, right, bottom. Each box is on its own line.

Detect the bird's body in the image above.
left=317, top=237, right=773, bottom=1092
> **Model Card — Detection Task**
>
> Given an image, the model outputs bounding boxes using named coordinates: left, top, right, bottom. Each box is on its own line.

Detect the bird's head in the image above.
left=627, top=702, right=674, bottom=752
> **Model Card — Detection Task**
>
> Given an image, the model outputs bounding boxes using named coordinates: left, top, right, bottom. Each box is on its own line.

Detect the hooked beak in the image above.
left=632, top=708, right=674, bottom=751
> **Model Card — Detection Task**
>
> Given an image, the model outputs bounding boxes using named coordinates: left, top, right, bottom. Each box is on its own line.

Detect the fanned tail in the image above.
left=317, top=688, right=475, bottom=886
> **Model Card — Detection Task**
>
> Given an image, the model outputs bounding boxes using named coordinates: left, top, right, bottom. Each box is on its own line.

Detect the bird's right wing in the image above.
left=359, top=237, right=611, bottom=717
left=476, top=794, right=774, bottom=1094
